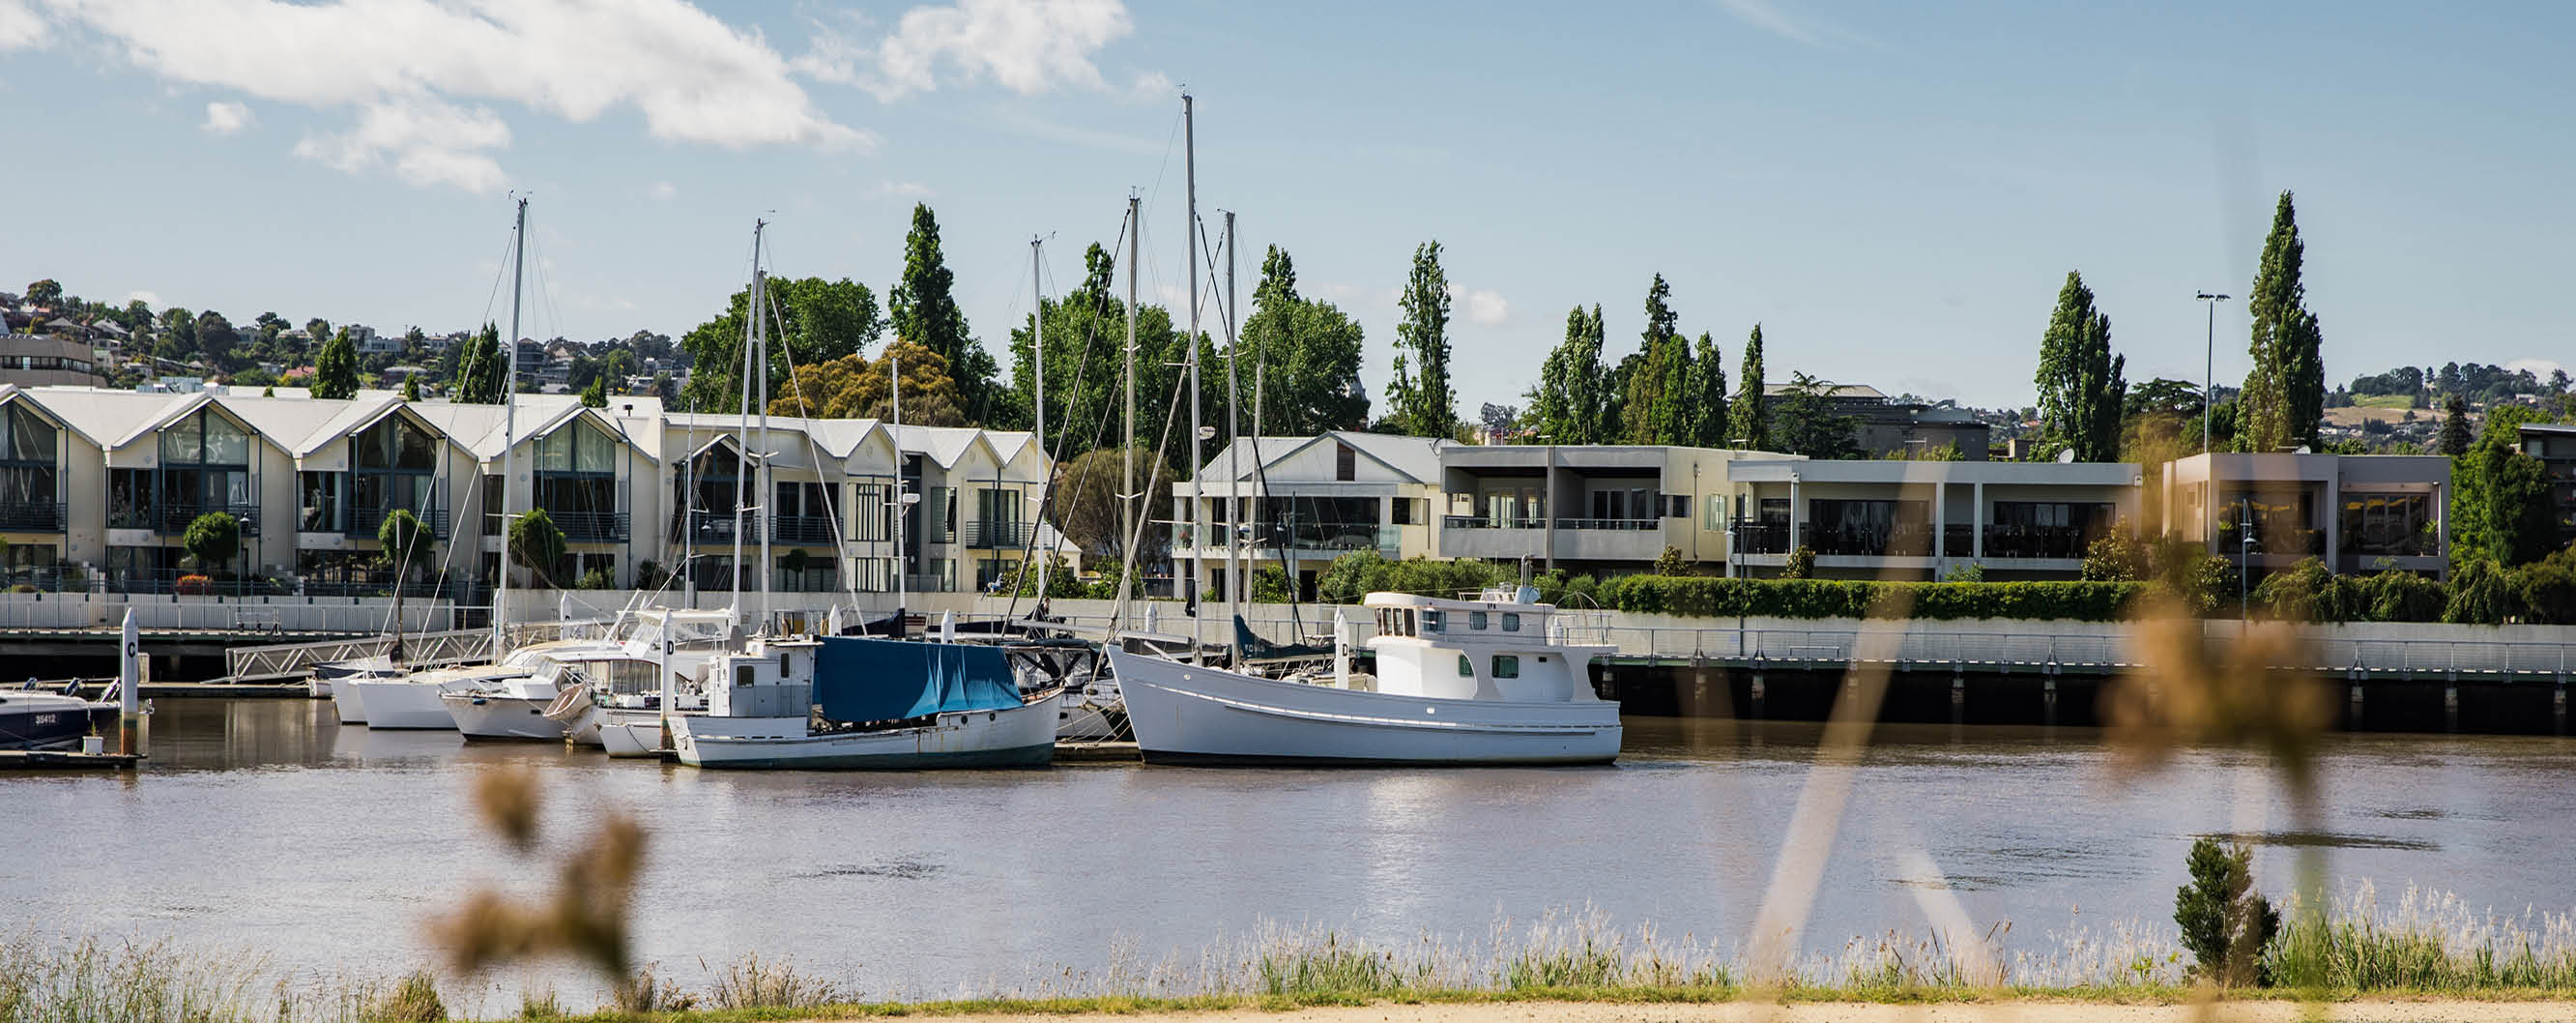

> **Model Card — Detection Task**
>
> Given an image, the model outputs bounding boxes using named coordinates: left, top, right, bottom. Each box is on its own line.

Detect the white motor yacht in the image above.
left=1109, top=589, right=1622, bottom=766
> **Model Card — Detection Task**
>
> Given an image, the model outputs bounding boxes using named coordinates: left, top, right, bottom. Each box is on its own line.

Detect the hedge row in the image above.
left=1594, top=575, right=2151, bottom=623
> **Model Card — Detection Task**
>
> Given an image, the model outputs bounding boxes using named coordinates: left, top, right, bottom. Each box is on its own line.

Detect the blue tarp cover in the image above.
left=814, top=636, right=1025, bottom=722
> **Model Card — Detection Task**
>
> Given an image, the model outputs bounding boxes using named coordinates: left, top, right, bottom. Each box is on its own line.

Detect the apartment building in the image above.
left=2522, top=424, right=2576, bottom=547
left=1725, top=458, right=2144, bottom=579
left=1172, top=431, right=1447, bottom=601
left=1437, top=445, right=1799, bottom=574
left=2163, top=452, right=2449, bottom=577
left=0, top=385, right=1051, bottom=599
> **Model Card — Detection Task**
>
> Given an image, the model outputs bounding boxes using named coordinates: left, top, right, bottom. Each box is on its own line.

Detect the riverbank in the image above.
left=759, top=998, right=2576, bottom=1022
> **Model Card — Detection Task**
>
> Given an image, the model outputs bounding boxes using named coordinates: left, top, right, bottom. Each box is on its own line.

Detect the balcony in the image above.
left=1731, top=519, right=1793, bottom=555
left=1251, top=521, right=1396, bottom=555
left=2218, top=524, right=2326, bottom=560
left=965, top=519, right=1036, bottom=549
left=0, top=502, right=65, bottom=533
left=345, top=507, right=451, bottom=540
left=1801, top=524, right=1939, bottom=558
left=159, top=503, right=262, bottom=538
left=773, top=514, right=839, bottom=546
left=548, top=512, right=630, bottom=542
left=1442, top=514, right=1547, bottom=530
left=1980, top=525, right=2093, bottom=560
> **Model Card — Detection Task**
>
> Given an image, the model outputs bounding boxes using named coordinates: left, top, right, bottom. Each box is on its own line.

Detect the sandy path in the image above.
left=859, top=1000, right=2576, bottom=1023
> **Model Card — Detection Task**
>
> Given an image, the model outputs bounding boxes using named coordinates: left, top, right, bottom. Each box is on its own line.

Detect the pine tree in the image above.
left=2440, top=393, right=2472, bottom=456
left=1732, top=324, right=1769, bottom=450
left=1527, top=305, right=1606, bottom=444
left=1387, top=241, right=1456, bottom=437
left=401, top=374, right=421, bottom=401
left=2034, top=272, right=2127, bottom=461
left=889, top=202, right=999, bottom=423
left=2242, top=191, right=2326, bottom=452
left=312, top=326, right=360, bottom=399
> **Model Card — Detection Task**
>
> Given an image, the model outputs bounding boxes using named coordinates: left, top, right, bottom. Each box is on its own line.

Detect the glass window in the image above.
left=535, top=430, right=570, bottom=472
left=1457, top=654, right=1473, bottom=677
left=1502, top=612, right=1521, bottom=632
left=1469, top=610, right=1489, bottom=630
left=300, top=471, right=341, bottom=532
left=203, top=415, right=247, bottom=464
left=1492, top=655, right=1520, bottom=679
left=575, top=424, right=615, bottom=472
left=8, top=406, right=52, bottom=462
left=160, top=414, right=201, bottom=463
left=1705, top=493, right=1725, bottom=530
left=1422, top=609, right=1444, bottom=633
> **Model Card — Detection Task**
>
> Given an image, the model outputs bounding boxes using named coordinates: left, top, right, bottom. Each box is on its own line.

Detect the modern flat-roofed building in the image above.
left=0, top=333, right=106, bottom=388
left=1725, top=458, right=2144, bottom=580
left=2163, top=452, right=2449, bottom=578
left=1173, top=431, right=1447, bottom=601
left=2521, top=423, right=2576, bottom=547
left=1438, top=444, right=1798, bottom=575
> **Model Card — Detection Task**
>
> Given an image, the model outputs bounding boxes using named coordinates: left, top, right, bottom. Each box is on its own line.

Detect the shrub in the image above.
left=181, top=512, right=240, bottom=574
left=375, top=970, right=448, bottom=1022
left=576, top=566, right=616, bottom=591
left=631, top=559, right=670, bottom=592
left=2516, top=544, right=2576, bottom=625
left=1314, top=551, right=1510, bottom=603
left=1941, top=560, right=1984, bottom=583
left=2359, top=570, right=2446, bottom=623
left=2080, top=529, right=2148, bottom=582
left=1781, top=546, right=1816, bottom=579
left=2443, top=558, right=2517, bottom=625
left=7, top=584, right=32, bottom=594
left=2174, top=837, right=2278, bottom=986
left=1596, top=575, right=2148, bottom=623
left=1251, top=565, right=1295, bottom=603
left=173, top=573, right=213, bottom=596
left=1652, top=544, right=1689, bottom=576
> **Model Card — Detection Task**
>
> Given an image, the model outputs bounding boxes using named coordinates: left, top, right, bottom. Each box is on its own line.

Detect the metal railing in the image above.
left=345, top=507, right=452, bottom=540
left=548, top=512, right=630, bottom=542
left=772, top=514, right=838, bottom=546
left=1553, top=517, right=1661, bottom=531
left=1442, top=514, right=1545, bottom=530
left=299, top=575, right=449, bottom=599
left=222, top=617, right=607, bottom=679
left=106, top=570, right=288, bottom=597
left=0, top=502, right=65, bottom=533
left=158, top=503, right=262, bottom=538
left=966, top=520, right=1035, bottom=549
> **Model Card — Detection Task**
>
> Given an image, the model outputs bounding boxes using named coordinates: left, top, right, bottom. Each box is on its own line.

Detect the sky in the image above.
left=2, top=0, right=2570, bottom=414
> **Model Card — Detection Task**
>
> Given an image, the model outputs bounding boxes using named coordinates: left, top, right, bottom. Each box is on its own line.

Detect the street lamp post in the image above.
left=2239, top=496, right=2255, bottom=630
left=2197, top=292, right=2231, bottom=453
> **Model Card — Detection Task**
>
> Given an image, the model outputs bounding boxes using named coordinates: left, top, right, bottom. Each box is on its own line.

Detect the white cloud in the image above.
left=2505, top=358, right=2568, bottom=381
left=200, top=99, right=252, bottom=133
left=1458, top=287, right=1509, bottom=328
left=1710, top=0, right=1876, bottom=49
left=648, top=180, right=677, bottom=201
left=872, top=179, right=933, bottom=199
left=799, top=0, right=1149, bottom=102
left=37, top=0, right=865, bottom=190
left=0, top=0, right=48, bottom=48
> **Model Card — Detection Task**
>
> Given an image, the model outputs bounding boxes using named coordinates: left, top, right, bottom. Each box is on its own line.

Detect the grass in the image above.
left=9, top=892, right=2576, bottom=1021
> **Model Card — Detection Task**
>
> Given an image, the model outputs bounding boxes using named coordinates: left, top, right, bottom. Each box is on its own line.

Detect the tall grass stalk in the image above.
left=2267, top=882, right=2576, bottom=992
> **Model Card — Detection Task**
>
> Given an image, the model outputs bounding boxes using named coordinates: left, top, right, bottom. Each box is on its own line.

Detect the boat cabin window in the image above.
left=735, top=665, right=754, bottom=688
left=1422, top=610, right=1444, bottom=634
left=1492, top=655, right=1520, bottom=679
left=1502, top=613, right=1521, bottom=632
left=1456, top=655, right=1473, bottom=677
left=779, top=652, right=791, bottom=675
left=1375, top=608, right=1424, bottom=637
left=1469, top=611, right=1488, bottom=630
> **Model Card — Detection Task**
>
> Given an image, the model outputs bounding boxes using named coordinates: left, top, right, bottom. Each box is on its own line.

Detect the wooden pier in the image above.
left=0, top=749, right=143, bottom=770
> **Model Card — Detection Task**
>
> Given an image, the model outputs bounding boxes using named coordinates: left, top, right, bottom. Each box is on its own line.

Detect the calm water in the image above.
left=5, top=699, right=2574, bottom=1000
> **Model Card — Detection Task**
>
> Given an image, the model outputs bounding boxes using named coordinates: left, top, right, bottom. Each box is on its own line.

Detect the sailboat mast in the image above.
left=1030, top=236, right=1049, bottom=599
left=495, top=196, right=525, bottom=658
left=1183, top=93, right=1206, bottom=659
left=1121, top=194, right=1139, bottom=606
left=753, top=219, right=772, bottom=634
left=1224, top=210, right=1240, bottom=656
left=893, top=349, right=906, bottom=626
left=731, top=223, right=759, bottom=626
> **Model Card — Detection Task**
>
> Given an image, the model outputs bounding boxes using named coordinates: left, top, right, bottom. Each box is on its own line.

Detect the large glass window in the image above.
left=533, top=422, right=622, bottom=534
left=300, top=471, right=342, bottom=533
left=158, top=409, right=252, bottom=530
left=0, top=405, right=57, bottom=510
left=2341, top=492, right=2434, bottom=557
left=350, top=417, right=438, bottom=534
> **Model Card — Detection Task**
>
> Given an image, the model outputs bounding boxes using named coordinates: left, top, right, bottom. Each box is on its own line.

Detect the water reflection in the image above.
left=4, top=699, right=2574, bottom=1000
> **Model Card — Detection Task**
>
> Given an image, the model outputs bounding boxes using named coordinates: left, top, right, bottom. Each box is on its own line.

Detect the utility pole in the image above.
left=2198, top=292, right=2230, bottom=453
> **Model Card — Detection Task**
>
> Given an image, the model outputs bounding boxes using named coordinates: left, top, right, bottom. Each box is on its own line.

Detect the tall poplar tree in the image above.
left=1693, top=331, right=1728, bottom=448
left=1732, top=324, right=1769, bottom=450
left=1618, top=275, right=1694, bottom=445
left=1526, top=305, right=1606, bottom=444
left=2241, top=191, right=2327, bottom=452
left=2034, top=271, right=2127, bottom=461
left=890, top=202, right=1006, bottom=424
left=452, top=323, right=507, bottom=404
left=1387, top=241, right=1456, bottom=437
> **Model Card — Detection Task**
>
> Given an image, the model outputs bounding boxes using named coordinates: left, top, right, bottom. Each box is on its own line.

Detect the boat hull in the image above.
left=330, top=682, right=369, bottom=724
left=0, top=695, right=102, bottom=751
left=1109, top=650, right=1621, bottom=766
left=673, top=697, right=1056, bottom=771
left=444, top=694, right=565, bottom=741
left=351, top=681, right=458, bottom=730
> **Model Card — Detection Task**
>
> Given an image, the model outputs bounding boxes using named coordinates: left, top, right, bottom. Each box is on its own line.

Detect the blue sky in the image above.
left=3, top=0, right=2568, bottom=412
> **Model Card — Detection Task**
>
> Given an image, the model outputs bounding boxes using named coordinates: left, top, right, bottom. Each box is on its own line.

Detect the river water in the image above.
left=5, top=699, right=2572, bottom=1002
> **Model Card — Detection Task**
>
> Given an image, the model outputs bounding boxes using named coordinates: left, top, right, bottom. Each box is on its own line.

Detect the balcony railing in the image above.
left=159, top=503, right=262, bottom=538
left=1730, top=519, right=1793, bottom=555
left=2218, top=524, right=2327, bottom=559
left=345, top=507, right=451, bottom=540
left=1801, top=524, right=1939, bottom=557
left=773, top=514, right=839, bottom=546
left=1982, top=525, right=2094, bottom=560
left=548, top=512, right=630, bottom=542
left=1442, top=514, right=1546, bottom=530
left=0, top=502, right=66, bottom=533
left=1250, top=522, right=1397, bottom=553
left=106, top=570, right=287, bottom=597
left=300, top=574, right=449, bottom=599
left=965, top=520, right=1035, bottom=549
left=1553, top=517, right=1661, bottom=532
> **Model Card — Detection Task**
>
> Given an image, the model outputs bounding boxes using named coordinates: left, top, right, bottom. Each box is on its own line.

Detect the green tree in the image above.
left=1733, top=324, right=1769, bottom=449
left=1386, top=241, right=1456, bottom=437
left=579, top=376, right=606, bottom=408
left=1055, top=445, right=1175, bottom=567
left=182, top=512, right=241, bottom=576
left=313, top=327, right=360, bottom=399
left=2439, top=393, right=2472, bottom=456
left=680, top=277, right=884, bottom=414
left=401, top=374, right=421, bottom=401
left=1230, top=246, right=1370, bottom=438
left=1692, top=331, right=1729, bottom=448
left=2479, top=440, right=2558, bottom=567
left=451, top=324, right=507, bottom=403
left=508, top=509, right=567, bottom=588
left=23, top=278, right=61, bottom=308
left=888, top=203, right=1006, bottom=424
left=1771, top=372, right=1858, bottom=458
left=304, top=318, right=332, bottom=352
left=194, top=310, right=240, bottom=369
left=1525, top=305, right=1606, bottom=444
left=1618, top=275, right=1696, bottom=446
left=378, top=509, right=433, bottom=639
left=2173, top=836, right=2278, bottom=986
left=2241, top=191, right=2326, bottom=452
left=2034, top=271, right=2128, bottom=461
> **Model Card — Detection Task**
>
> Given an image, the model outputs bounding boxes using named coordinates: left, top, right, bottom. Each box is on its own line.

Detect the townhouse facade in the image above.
left=1725, top=458, right=2143, bottom=579
left=1171, top=432, right=1447, bottom=601
left=0, top=385, right=1055, bottom=599
left=2162, top=452, right=2450, bottom=577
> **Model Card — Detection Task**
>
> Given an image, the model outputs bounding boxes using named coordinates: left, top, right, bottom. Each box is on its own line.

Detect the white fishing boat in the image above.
left=320, top=658, right=404, bottom=723
left=541, top=607, right=738, bottom=752
left=442, top=664, right=589, bottom=741
left=349, top=658, right=538, bottom=730
left=1109, top=589, right=1621, bottom=766
left=672, top=635, right=1058, bottom=770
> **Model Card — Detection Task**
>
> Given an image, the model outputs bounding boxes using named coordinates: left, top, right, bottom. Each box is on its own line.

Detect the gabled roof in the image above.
left=883, top=424, right=985, bottom=469
left=0, top=385, right=104, bottom=447
left=15, top=388, right=191, bottom=450
left=1761, top=381, right=1887, bottom=400
left=663, top=413, right=890, bottom=462
left=1198, top=430, right=1444, bottom=484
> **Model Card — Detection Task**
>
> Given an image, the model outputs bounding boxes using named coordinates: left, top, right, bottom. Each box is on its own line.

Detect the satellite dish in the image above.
left=2055, top=449, right=2076, bottom=463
